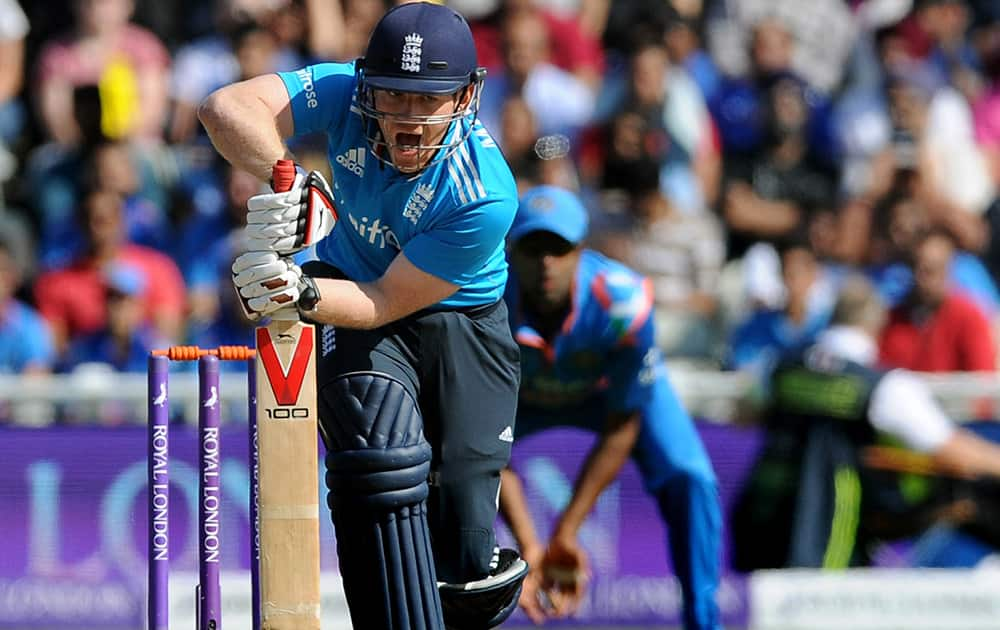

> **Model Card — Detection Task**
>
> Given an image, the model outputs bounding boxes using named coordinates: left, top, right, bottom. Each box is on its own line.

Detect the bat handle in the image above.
left=269, top=158, right=304, bottom=320
left=272, top=159, right=296, bottom=193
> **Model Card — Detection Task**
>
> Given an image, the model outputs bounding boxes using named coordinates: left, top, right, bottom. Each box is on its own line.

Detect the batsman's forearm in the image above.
left=307, top=277, right=389, bottom=330
left=555, top=415, right=640, bottom=539
left=499, top=468, right=543, bottom=551
left=198, top=88, right=290, bottom=182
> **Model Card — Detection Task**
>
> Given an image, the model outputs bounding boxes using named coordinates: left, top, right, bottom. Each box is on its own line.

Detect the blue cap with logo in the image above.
left=509, top=186, right=589, bottom=245
left=362, top=2, right=480, bottom=95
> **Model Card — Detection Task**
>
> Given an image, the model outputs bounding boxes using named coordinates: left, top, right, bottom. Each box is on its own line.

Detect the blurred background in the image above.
left=2, top=0, right=1000, bottom=628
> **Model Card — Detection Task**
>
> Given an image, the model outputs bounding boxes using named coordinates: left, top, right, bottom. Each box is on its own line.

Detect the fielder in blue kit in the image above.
left=200, top=3, right=528, bottom=628
left=500, top=186, right=723, bottom=630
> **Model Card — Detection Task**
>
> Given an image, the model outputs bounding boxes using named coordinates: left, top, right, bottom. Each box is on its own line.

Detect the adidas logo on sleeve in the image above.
left=336, top=146, right=366, bottom=176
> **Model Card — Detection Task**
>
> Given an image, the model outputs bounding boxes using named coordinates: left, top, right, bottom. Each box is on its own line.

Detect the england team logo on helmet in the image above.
left=356, top=2, right=486, bottom=172
left=401, top=33, right=423, bottom=73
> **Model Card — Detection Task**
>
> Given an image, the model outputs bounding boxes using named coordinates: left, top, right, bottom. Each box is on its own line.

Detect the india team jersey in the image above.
left=506, top=250, right=663, bottom=415
left=279, top=61, right=517, bottom=309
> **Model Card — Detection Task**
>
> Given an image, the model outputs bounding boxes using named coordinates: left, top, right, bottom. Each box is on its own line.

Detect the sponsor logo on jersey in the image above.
left=348, top=213, right=401, bottom=250
left=336, top=146, right=366, bottom=176
left=401, top=33, right=423, bottom=73
left=403, top=183, right=434, bottom=224
left=295, top=68, right=318, bottom=109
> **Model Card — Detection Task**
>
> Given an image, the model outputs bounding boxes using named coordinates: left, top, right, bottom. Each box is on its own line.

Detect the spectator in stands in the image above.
left=915, top=0, right=982, bottom=101
left=28, top=84, right=106, bottom=272
left=168, top=18, right=282, bottom=143
left=0, top=203, right=34, bottom=283
left=187, top=236, right=257, bottom=359
left=259, top=0, right=348, bottom=65
left=498, top=96, right=540, bottom=183
left=883, top=63, right=994, bottom=254
left=340, top=0, right=389, bottom=61
left=593, top=40, right=719, bottom=213
left=709, top=15, right=837, bottom=158
left=868, top=192, right=1000, bottom=315
left=596, top=115, right=725, bottom=359
left=34, top=188, right=185, bottom=360
left=973, top=25, right=1000, bottom=185
left=478, top=6, right=596, bottom=139
left=719, top=74, right=836, bottom=261
left=663, top=5, right=722, bottom=102
left=705, top=3, right=855, bottom=95
left=727, top=235, right=835, bottom=373
left=35, top=0, right=171, bottom=145
left=168, top=0, right=343, bottom=145
left=36, top=134, right=170, bottom=269
left=185, top=165, right=258, bottom=351
left=499, top=110, right=580, bottom=193
left=879, top=229, right=997, bottom=372
left=465, top=0, right=606, bottom=80
left=733, top=276, right=1000, bottom=570
left=0, top=239, right=54, bottom=374
left=61, top=262, right=160, bottom=372
left=0, top=0, right=28, bottom=183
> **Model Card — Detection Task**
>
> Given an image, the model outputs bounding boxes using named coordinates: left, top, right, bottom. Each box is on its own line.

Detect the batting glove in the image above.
left=232, top=251, right=321, bottom=320
left=245, top=168, right=338, bottom=254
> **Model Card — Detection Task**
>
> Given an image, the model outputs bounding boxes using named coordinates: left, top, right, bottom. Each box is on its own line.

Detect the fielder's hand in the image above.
left=540, top=535, right=590, bottom=618
left=232, top=251, right=320, bottom=320
left=245, top=167, right=337, bottom=254
left=517, top=544, right=551, bottom=625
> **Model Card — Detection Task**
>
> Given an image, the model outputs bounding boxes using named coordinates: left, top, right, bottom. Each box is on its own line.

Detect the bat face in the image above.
left=255, top=318, right=322, bottom=629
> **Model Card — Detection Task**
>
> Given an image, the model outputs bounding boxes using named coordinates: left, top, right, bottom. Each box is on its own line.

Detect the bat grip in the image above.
left=272, top=159, right=296, bottom=193
left=269, top=158, right=317, bottom=319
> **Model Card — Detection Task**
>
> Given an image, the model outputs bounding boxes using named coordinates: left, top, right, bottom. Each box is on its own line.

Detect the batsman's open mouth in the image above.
left=395, top=133, right=422, bottom=153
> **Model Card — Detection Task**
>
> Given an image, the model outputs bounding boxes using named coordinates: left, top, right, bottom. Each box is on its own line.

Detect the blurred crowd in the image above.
left=1, top=0, right=1000, bottom=391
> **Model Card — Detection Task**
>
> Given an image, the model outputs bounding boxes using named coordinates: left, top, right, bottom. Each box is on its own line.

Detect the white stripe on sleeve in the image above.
left=868, top=369, right=956, bottom=453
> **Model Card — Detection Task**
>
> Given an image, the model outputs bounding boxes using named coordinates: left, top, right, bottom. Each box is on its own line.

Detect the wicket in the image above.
left=147, top=345, right=259, bottom=630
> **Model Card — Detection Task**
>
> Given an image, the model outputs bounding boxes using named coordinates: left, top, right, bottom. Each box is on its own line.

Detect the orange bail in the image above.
left=151, top=345, right=256, bottom=361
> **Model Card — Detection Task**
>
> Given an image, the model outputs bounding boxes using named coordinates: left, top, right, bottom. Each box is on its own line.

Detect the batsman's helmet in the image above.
left=357, top=2, right=486, bottom=170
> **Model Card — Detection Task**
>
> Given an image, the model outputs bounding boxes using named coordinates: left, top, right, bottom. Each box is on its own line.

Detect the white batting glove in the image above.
left=232, top=251, right=320, bottom=320
left=245, top=169, right=338, bottom=254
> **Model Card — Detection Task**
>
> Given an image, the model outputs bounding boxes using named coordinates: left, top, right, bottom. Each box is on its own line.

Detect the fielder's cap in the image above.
left=362, top=2, right=479, bottom=94
left=510, top=186, right=589, bottom=245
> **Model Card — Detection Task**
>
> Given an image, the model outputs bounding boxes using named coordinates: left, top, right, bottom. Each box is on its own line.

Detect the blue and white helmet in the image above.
left=357, top=2, right=486, bottom=170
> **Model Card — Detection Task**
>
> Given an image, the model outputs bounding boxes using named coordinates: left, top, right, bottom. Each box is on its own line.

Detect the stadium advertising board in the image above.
left=0, top=424, right=757, bottom=628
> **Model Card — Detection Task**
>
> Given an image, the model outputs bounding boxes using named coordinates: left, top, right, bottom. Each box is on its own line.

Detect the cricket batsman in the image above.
left=198, top=3, right=528, bottom=628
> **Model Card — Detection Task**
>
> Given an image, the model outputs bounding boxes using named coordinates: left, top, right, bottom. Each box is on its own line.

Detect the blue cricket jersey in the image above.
left=507, top=251, right=722, bottom=629
left=506, top=249, right=661, bottom=415
left=279, top=62, right=517, bottom=309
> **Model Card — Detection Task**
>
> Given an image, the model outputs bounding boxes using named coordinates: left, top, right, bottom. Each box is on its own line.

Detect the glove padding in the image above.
left=232, top=251, right=319, bottom=319
left=245, top=169, right=338, bottom=254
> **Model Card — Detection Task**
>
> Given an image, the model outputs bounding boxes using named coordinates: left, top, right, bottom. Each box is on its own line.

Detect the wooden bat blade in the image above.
left=256, top=318, right=321, bottom=630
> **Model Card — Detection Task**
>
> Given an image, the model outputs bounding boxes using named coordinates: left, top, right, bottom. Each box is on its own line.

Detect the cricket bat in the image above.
left=254, top=159, right=321, bottom=629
